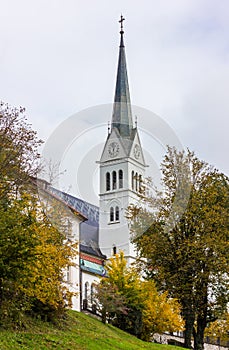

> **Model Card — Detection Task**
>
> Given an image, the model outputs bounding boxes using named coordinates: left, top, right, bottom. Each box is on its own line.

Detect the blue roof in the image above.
left=49, top=187, right=99, bottom=225
left=47, top=186, right=105, bottom=258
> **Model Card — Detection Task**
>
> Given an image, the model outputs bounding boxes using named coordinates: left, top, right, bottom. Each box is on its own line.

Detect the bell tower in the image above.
left=98, top=16, right=146, bottom=264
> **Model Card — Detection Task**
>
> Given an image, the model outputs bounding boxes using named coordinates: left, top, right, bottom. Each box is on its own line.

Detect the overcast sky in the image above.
left=1, top=0, right=228, bottom=203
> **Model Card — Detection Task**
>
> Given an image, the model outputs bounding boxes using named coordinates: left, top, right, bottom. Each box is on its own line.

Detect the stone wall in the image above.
left=153, top=333, right=228, bottom=350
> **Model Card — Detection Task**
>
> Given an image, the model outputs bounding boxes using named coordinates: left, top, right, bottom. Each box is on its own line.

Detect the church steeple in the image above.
left=99, top=17, right=146, bottom=265
left=111, top=15, right=133, bottom=138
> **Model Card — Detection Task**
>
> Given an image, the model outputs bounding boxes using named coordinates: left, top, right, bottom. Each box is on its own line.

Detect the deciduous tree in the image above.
left=0, top=103, right=77, bottom=326
left=96, top=252, right=184, bottom=340
left=205, top=312, right=229, bottom=342
left=130, top=147, right=229, bottom=350
left=0, top=102, right=42, bottom=198
left=141, top=280, right=184, bottom=341
left=0, top=192, right=78, bottom=325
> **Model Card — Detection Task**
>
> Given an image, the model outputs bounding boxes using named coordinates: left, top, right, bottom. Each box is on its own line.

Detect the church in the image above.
left=38, top=16, right=147, bottom=312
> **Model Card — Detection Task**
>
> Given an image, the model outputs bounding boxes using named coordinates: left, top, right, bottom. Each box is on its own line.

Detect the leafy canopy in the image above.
left=0, top=103, right=77, bottom=326
left=96, top=252, right=184, bottom=341
left=129, top=147, right=229, bottom=349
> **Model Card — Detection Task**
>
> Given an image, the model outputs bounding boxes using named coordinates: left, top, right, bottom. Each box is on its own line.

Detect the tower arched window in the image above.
left=119, top=170, right=123, bottom=189
left=135, top=172, right=138, bottom=192
left=112, top=171, right=117, bottom=190
left=131, top=171, right=134, bottom=190
left=139, top=174, right=142, bottom=193
left=115, top=206, right=119, bottom=221
left=106, top=172, right=110, bottom=191
left=110, top=207, right=114, bottom=222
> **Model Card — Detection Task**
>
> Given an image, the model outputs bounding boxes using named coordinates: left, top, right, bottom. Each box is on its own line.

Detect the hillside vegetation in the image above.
left=0, top=311, right=182, bottom=350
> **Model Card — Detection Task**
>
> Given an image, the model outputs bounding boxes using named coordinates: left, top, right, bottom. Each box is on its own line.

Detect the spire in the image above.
left=111, top=15, right=133, bottom=138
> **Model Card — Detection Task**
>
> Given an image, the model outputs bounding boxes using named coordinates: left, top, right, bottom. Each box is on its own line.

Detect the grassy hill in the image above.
left=0, top=310, right=182, bottom=350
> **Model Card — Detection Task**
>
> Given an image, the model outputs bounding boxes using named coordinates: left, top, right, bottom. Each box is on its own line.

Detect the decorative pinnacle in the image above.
left=135, top=115, right=138, bottom=127
left=119, top=14, right=125, bottom=34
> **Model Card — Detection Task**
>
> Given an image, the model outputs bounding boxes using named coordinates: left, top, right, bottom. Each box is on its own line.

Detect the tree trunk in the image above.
left=0, top=279, right=2, bottom=312
left=183, top=307, right=195, bottom=348
left=193, top=313, right=207, bottom=350
left=193, top=284, right=208, bottom=350
left=101, top=308, right=107, bottom=324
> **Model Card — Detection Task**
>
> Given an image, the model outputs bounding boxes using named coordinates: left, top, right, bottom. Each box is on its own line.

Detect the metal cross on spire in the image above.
left=119, top=14, right=125, bottom=34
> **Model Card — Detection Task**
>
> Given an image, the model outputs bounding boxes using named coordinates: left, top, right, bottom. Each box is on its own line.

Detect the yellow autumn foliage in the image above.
left=98, top=252, right=184, bottom=341
left=141, top=280, right=184, bottom=341
left=16, top=194, right=78, bottom=312
left=205, top=313, right=229, bottom=342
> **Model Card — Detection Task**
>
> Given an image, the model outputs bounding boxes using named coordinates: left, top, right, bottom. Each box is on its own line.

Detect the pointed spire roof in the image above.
left=111, top=16, right=133, bottom=138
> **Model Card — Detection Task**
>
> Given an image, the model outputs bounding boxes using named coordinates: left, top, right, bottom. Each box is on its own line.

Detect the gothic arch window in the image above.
left=66, top=265, right=71, bottom=283
left=85, top=282, right=89, bottom=300
left=112, top=171, right=117, bottom=190
left=131, top=171, right=134, bottom=190
left=83, top=281, right=90, bottom=310
left=135, top=172, right=138, bottom=192
left=115, top=206, right=119, bottom=221
left=113, top=245, right=117, bottom=255
left=139, top=174, right=142, bottom=193
left=110, top=206, right=120, bottom=223
left=67, top=219, right=73, bottom=239
left=106, top=172, right=110, bottom=191
left=91, top=283, right=95, bottom=304
left=110, top=207, right=114, bottom=222
left=119, top=170, right=123, bottom=189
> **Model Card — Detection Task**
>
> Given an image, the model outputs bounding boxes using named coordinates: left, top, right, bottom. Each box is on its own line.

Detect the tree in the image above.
left=100, top=252, right=144, bottom=337
left=96, top=252, right=184, bottom=340
left=0, top=102, right=42, bottom=325
left=141, top=280, right=184, bottom=341
left=94, top=283, right=127, bottom=324
left=0, top=102, right=42, bottom=199
left=0, top=192, right=78, bottom=326
left=0, top=103, right=78, bottom=326
left=130, top=147, right=229, bottom=350
left=21, top=194, right=78, bottom=319
left=205, top=312, right=229, bottom=343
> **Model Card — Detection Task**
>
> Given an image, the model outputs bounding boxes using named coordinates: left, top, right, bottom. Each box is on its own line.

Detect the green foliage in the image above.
left=0, top=102, right=42, bottom=198
left=0, top=195, right=37, bottom=326
left=0, top=103, right=77, bottom=326
left=95, top=282, right=128, bottom=324
left=96, top=252, right=184, bottom=341
left=108, top=252, right=144, bottom=336
left=0, top=193, right=77, bottom=326
left=130, top=147, right=229, bottom=349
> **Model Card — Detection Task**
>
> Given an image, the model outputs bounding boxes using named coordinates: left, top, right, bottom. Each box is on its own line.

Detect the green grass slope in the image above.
left=0, top=311, right=181, bottom=350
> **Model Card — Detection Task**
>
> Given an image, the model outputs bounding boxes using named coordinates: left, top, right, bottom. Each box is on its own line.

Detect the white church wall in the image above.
left=35, top=182, right=83, bottom=313
left=63, top=215, right=82, bottom=312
